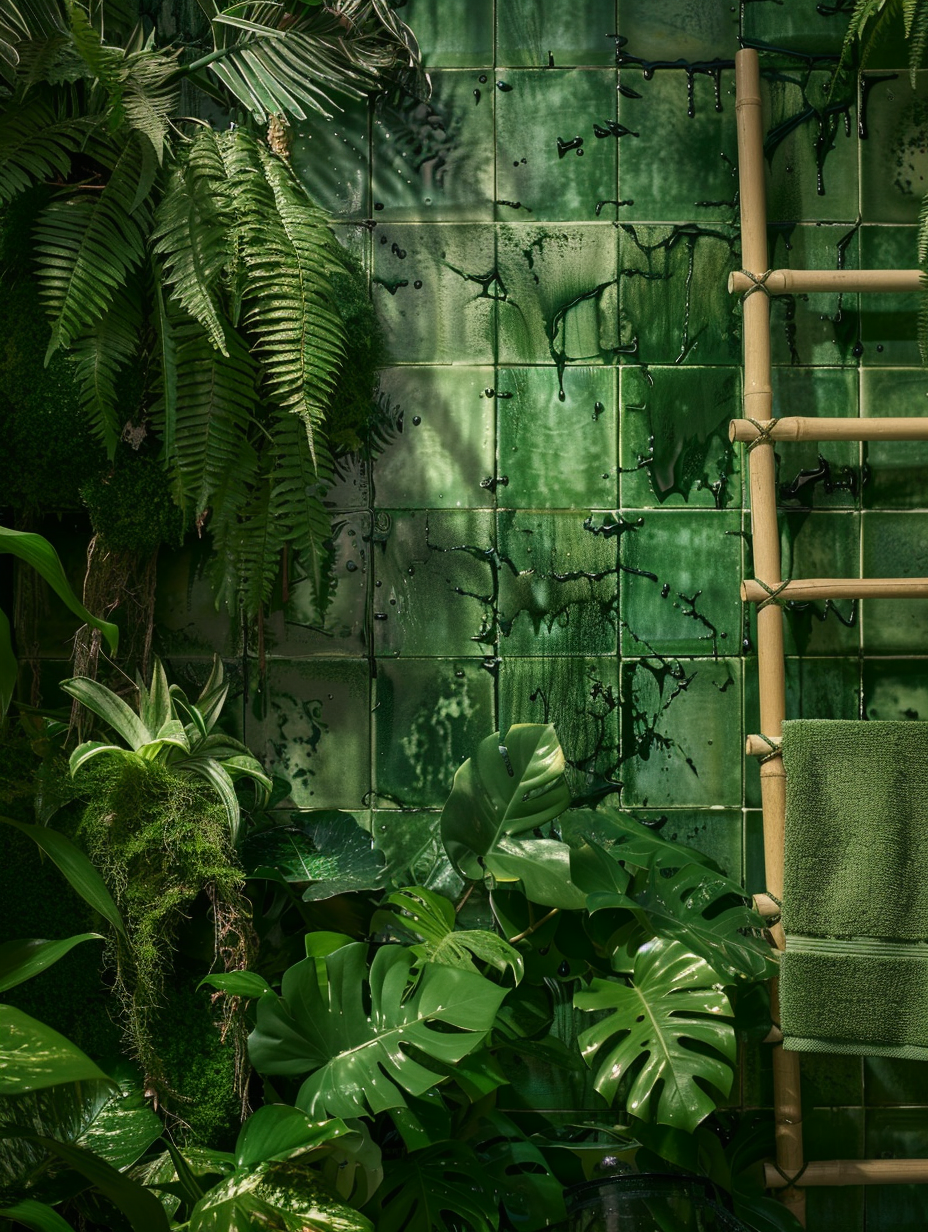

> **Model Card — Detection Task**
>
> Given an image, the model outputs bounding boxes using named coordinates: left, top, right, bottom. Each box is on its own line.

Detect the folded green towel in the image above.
left=779, top=719, right=928, bottom=1058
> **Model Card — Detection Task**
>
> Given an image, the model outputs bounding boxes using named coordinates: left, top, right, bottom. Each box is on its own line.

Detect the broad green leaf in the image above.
left=59, top=677, right=149, bottom=750
left=373, top=813, right=463, bottom=900
left=0, top=1199, right=75, bottom=1231
left=243, top=815, right=385, bottom=900
left=592, top=861, right=776, bottom=984
left=0, top=819, right=126, bottom=941
left=137, top=660, right=172, bottom=736
left=0, top=529, right=118, bottom=661
left=67, top=743, right=127, bottom=776
left=198, top=970, right=276, bottom=1000
left=0, top=1131, right=169, bottom=1232
left=560, top=806, right=724, bottom=875
left=249, top=943, right=506, bottom=1121
left=130, top=1145, right=235, bottom=1220
left=440, top=725, right=570, bottom=881
left=373, top=887, right=523, bottom=982
left=473, top=1113, right=567, bottom=1232
left=0, top=1075, right=162, bottom=1199
left=366, top=1141, right=498, bottom=1232
left=0, top=935, right=103, bottom=993
left=484, top=839, right=587, bottom=910
left=575, top=939, right=736, bottom=1133
left=234, top=1107, right=351, bottom=1169
left=0, top=1008, right=111, bottom=1094
left=180, top=758, right=242, bottom=842
left=187, top=1157, right=373, bottom=1232
left=304, top=933, right=353, bottom=959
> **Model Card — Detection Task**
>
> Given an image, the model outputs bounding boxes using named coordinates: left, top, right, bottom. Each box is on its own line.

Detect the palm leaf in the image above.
left=34, top=132, right=152, bottom=356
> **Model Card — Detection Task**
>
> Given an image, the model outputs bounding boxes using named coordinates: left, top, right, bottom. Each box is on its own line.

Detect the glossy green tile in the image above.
left=373, top=658, right=494, bottom=808
left=863, top=659, right=928, bottom=721
left=802, top=1109, right=864, bottom=1232
left=497, top=0, right=617, bottom=67
left=497, top=366, right=617, bottom=508
left=744, top=657, right=861, bottom=807
left=861, top=72, right=928, bottom=223
left=617, top=223, right=740, bottom=365
left=291, top=98, right=369, bottom=219
left=372, top=509, right=496, bottom=657
left=862, top=511, right=928, bottom=652
left=742, top=0, right=851, bottom=55
left=372, top=223, right=497, bottom=363
left=497, top=655, right=620, bottom=801
left=371, top=810, right=464, bottom=898
left=620, top=657, right=742, bottom=808
left=776, top=511, right=861, bottom=655
left=619, top=366, right=741, bottom=509
left=394, top=0, right=494, bottom=67
left=767, top=224, right=861, bottom=367
left=325, top=450, right=371, bottom=512
left=372, top=72, right=495, bottom=220
left=374, top=367, right=495, bottom=508
left=245, top=658, right=371, bottom=809
left=495, top=71, right=618, bottom=222
left=864, top=1110, right=928, bottom=1231
left=154, top=541, right=241, bottom=659
left=497, top=224, right=619, bottom=365
left=625, top=808, right=743, bottom=881
left=258, top=513, right=370, bottom=657
left=618, top=69, right=738, bottom=223
left=616, top=0, right=738, bottom=61
left=862, top=369, right=928, bottom=508
left=769, top=367, right=860, bottom=510
left=620, top=510, right=742, bottom=656
left=763, top=71, right=858, bottom=224
left=858, top=225, right=920, bottom=365
left=865, top=1056, right=928, bottom=1106
left=497, top=511, right=618, bottom=656
left=744, top=809, right=765, bottom=895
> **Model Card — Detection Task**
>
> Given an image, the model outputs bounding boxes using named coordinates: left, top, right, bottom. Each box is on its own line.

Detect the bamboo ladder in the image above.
left=732, top=48, right=928, bottom=1226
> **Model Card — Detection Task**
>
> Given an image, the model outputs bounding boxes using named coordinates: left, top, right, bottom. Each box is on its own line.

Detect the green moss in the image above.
left=80, top=448, right=186, bottom=555
left=327, top=254, right=387, bottom=453
left=77, top=759, right=249, bottom=1098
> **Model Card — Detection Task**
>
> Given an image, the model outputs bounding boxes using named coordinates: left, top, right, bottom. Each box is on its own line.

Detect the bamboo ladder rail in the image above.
left=732, top=48, right=928, bottom=1224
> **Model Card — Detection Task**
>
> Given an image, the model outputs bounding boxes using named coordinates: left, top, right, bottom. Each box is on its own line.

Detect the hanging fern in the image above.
left=0, top=0, right=421, bottom=628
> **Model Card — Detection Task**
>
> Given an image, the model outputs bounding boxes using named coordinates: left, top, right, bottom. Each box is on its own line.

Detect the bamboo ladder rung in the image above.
left=728, top=269, right=921, bottom=295
left=765, top=1160, right=928, bottom=1188
left=742, top=578, right=928, bottom=602
left=745, top=734, right=782, bottom=758
left=730, top=416, right=928, bottom=443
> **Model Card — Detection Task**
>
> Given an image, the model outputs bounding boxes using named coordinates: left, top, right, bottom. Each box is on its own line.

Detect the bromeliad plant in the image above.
left=0, top=0, right=418, bottom=621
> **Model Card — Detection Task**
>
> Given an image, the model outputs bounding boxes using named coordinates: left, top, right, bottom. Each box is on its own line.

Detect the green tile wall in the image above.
left=148, top=4, right=928, bottom=1226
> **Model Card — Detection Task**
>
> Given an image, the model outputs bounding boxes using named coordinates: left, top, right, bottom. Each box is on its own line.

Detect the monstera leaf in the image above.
left=187, top=1157, right=372, bottom=1232
left=473, top=1113, right=566, bottom=1232
left=366, top=1141, right=499, bottom=1232
left=560, top=807, right=723, bottom=875
left=248, top=943, right=507, bottom=1120
left=575, top=938, right=736, bottom=1133
left=597, top=862, right=775, bottom=984
left=440, top=725, right=572, bottom=888
left=372, top=888, right=523, bottom=982
left=244, top=814, right=385, bottom=901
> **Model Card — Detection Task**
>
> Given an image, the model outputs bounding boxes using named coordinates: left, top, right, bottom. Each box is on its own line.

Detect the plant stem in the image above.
left=508, top=907, right=559, bottom=945
left=454, top=883, right=475, bottom=914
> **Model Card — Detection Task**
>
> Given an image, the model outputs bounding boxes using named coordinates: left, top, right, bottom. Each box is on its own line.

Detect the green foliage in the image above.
left=80, top=450, right=186, bottom=556
left=0, top=0, right=419, bottom=620
left=0, top=1006, right=111, bottom=1094
left=366, top=1141, right=498, bottom=1232
left=74, top=757, right=249, bottom=1089
left=243, top=813, right=385, bottom=900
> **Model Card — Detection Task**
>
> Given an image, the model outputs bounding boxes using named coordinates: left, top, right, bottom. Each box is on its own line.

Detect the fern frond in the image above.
left=34, top=131, right=152, bottom=356
left=121, top=45, right=180, bottom=162
left=210, top=473, right=283, bottom=616
left=269, top=404, right=334, bottom=611
left=0, top=0, right=64, bottom=77
left=908, top=0, right=928, bottom=81
left=71, top=281, right=142, bottom=456
left=168, top=315, right=260, bottom=511
left=223, top=129, right=345, bottom=465
left=0, top=95, right=91, bottom=202
left=153, top=128, right=233, bottom=353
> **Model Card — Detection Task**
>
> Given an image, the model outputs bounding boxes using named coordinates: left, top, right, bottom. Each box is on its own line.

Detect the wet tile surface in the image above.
left=497, top=0, right=617, bottom=68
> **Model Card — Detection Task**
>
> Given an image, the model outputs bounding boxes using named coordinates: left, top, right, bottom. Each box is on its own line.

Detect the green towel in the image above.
left=779, top=719, right=928, bottom=1059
